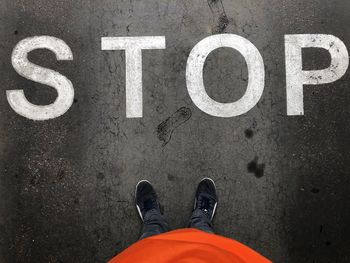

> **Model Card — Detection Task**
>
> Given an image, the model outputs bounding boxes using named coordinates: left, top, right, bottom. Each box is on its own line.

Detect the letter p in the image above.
left=285, top=34, right=349, bottom=115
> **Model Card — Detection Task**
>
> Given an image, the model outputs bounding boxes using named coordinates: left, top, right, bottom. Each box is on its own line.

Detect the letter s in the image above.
left=7, top=36, right=74, bottom=120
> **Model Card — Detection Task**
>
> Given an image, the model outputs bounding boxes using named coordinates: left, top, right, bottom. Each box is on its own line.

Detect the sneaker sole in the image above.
left=135, top=179, right=151, bottom=222
left=193, top=177, right=218, bottom=221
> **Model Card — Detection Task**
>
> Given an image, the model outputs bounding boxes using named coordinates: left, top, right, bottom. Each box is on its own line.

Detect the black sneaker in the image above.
left=135, top=180, right=160, bottom=221
left=193, top=178, right=218, bottom=220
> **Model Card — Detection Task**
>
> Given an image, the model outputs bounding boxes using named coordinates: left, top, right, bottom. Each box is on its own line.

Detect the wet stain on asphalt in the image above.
left=244, top=129, right=254, bottom=138
left=247, top=157, right=265, bottom=178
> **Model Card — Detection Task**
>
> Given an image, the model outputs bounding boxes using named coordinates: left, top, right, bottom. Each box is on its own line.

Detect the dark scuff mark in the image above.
left=57, top=169, right=65, bottom=180
left=247, top=157, right=265, bottom=178
left=311, top=188, right=320, bottom=194
left=215, top=13, right=229, bottom=33
left=96, top=172, right=105, bottom=180
left=207, top=0, right=231, bottom=33
left=244, top=129, right=254, bottom=138
left=157, top=107, right=192, bottom=146
left=167, top=174, right=175, bottom=181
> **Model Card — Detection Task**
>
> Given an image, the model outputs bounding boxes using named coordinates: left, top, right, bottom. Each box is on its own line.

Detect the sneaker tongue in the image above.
left=144, top=198, right=156, bottom=211
left=198, top=194, right=212, bottom=211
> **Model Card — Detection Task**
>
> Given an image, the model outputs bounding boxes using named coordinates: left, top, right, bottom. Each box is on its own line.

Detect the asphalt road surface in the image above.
left=1, top=0, right=350, bottom=262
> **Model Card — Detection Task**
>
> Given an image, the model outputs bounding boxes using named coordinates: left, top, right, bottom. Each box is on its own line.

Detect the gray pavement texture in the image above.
left=1, top=0, right=350, bottom=262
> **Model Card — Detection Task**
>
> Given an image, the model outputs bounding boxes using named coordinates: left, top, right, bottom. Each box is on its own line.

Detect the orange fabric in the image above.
left=109, top=229, right=271, bottom=263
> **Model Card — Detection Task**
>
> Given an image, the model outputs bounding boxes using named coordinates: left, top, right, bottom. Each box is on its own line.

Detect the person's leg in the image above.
left=188, top=178, right=218, bottom=233
left=135, top=180, right=170, bottom=239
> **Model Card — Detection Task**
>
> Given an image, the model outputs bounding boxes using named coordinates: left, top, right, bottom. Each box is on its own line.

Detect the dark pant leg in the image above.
left=139, top=209, right=170, bottom=240
left=188, top=209, right=214, bottom=233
